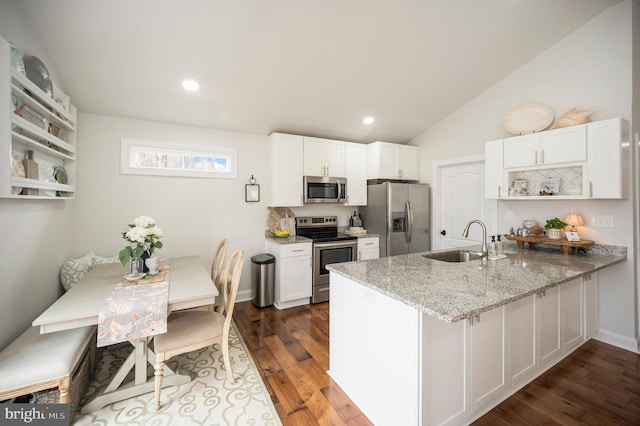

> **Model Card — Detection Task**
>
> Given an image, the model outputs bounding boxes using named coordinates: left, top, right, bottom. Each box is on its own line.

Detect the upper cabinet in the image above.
left=503, top=126, right=586, bottom=168
left=485, top=117, right=628, bottom=200
left=345, top=142, right=367, bottom=206
left=587, top=118, right=628, bottom=199
left=303, top=137, right=346, bottom=177
left=367, top=141, right=419, bottom=181
left=269, top=133, right=304, bottom=207
left=0, top=36, right=77, bottom=199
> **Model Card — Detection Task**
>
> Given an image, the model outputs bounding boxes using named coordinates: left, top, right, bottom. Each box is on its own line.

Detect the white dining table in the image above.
left=32, top=256, right=218, bottom=413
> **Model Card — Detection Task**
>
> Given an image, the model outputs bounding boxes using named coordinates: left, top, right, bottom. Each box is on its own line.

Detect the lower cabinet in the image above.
left=330, top=272, right=597, bottom=425
left=265, top=240, right=312, bottom=309
left=508, top=294, right=537, bottom=388
left=357, top=236, right=379, bottom=260
left=508, top=277, right=590, bottom=389
left=538, top=285, right=562, bottom=368
left=471, top=306, right=508, bottom=412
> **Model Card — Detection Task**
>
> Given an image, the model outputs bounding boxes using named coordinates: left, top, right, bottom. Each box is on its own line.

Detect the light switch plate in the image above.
left=591, top=215, right=614, bottom=228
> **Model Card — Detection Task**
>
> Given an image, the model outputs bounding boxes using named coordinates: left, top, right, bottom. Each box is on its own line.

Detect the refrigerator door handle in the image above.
left=406, top=200, right=413, bottom=243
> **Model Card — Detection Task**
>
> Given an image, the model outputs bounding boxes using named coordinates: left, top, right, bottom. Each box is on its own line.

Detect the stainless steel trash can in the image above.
left=251, top=253, right=275, bottom=308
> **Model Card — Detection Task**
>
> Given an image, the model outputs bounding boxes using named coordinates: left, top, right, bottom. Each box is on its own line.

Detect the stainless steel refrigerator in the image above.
left=360, top=182, right=430, bottom=257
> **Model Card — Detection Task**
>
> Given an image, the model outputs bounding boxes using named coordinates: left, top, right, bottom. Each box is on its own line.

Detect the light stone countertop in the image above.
left=264, top=231, right=379, bottom=244
left=327, top=242, right=626, bottom=323
left=264, top=233, right=312, bottom=244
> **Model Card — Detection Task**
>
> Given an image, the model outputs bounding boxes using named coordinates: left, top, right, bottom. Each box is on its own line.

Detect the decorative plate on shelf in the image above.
left=11, top=152, right=24, bottom=195
left=502, top=103, right=554, bottom=135
left=24, top=55, right=53, bottom=97
left=43, top=178, right=57, bottom=197
left=53, top=165, right=67, bottom=184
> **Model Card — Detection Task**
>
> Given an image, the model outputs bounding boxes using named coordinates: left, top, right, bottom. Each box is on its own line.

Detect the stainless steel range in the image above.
left=296, top=216, right=357, bottom=303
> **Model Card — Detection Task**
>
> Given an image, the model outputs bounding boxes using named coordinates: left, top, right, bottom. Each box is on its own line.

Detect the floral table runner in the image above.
left=97, top=259, right=170, bottom=347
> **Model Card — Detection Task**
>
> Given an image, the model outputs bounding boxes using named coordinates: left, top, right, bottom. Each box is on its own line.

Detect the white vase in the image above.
left=547, top=228, right=562, bottom=240
left=145, top=256, right=159, bottom=275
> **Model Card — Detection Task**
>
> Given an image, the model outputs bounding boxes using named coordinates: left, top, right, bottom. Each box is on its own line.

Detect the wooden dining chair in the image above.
left=211, top=238, right=228, bottom=288
left=153, top=248, right=245, bottom=411
left=211, top=238, right=228, bottom=310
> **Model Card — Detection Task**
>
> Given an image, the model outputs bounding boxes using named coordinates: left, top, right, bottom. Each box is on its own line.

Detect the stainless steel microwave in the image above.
left=303, top=176, right=347, bottom=204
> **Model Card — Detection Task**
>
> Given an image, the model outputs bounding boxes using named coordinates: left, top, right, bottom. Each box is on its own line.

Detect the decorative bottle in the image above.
left=21, top=150, right=39, bottom=195
left=496, top=235, right=504, bottom=256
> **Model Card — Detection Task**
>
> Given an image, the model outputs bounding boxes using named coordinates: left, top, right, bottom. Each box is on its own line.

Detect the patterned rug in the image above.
left=74, top=322, right=281, bottom=425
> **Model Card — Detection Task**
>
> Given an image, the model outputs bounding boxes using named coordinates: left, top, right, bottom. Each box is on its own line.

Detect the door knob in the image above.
left=440, top=230, right=446, bottom=236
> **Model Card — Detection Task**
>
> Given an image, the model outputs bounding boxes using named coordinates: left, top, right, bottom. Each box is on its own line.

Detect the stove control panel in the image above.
left=296, top=216, right=338, bottom=227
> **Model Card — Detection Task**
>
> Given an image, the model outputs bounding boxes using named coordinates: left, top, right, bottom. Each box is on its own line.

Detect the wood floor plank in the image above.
left=234, top=301, right=640, bottom=426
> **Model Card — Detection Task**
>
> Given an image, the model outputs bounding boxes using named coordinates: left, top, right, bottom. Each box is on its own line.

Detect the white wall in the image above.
left=412, top=1, right=637, bottom=350
left=73, top=114, right=273, bottom=301
left=0, top=0, right=72, bottom=350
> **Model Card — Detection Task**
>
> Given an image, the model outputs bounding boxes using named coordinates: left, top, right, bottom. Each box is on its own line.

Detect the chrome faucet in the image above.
left=462, top=219, right=488, bottom=260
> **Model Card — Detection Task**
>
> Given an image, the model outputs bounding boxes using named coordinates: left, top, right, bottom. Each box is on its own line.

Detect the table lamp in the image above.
left=564, top=213, right=584, bottom=232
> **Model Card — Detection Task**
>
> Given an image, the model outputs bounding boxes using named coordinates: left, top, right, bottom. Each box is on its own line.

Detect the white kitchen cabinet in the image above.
left=1, top=36, right=77, bottom=199
left=303, top=136, right=346, bottom=177
left=508, top=295, right=537, bottom=388
left=330, top=273, right=420, bottom=426
left=421, top=313, right=468, bottom=426
left=484, top=139, right=504, bottom=199
left=345, top=142, right=367, bottom=206
left=357, top=236, right=379, bottom=260
left=537, top=285, right=561, bottom=369
left=269, top=133, right=304, bottom=207
left=503, top=125, right=586, bottom=168
left=367, top=141, right=419, bottom=181
left=266, top=240, right=312, bottom=309
left=485, top=117, right=627, bottom=200
left=587, top=118, right=627, bottom=199
left=470, top=306, right=508, bottom=411
left=332, top=271, right=599, bottom=426
left=560, top=278, right=584, bottom=353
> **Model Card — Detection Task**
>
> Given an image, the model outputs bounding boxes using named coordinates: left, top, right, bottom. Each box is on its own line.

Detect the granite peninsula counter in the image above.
left=327, top=243, right=626, bottom=426
left=327, top=243, right=626, bottom=323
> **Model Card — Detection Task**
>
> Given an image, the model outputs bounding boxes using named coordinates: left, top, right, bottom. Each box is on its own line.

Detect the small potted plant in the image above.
left=544, top=217, right=568, bottom=240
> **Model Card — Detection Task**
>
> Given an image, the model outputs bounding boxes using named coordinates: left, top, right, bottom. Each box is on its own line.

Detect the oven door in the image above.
left=312, top=239, right=357, bottom=303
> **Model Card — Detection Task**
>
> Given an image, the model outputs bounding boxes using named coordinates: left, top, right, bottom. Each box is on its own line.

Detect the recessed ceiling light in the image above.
left=182, top=79, right=200, bottom=91
left=363, top=116, right=375, bottom=125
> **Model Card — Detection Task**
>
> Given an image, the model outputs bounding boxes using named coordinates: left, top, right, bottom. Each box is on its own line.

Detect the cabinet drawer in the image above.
left=358, top=238, right=379, bottom=249
left=282, top=243, right=312, bottom=257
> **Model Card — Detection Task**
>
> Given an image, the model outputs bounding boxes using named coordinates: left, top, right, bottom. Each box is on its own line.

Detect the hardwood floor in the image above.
left=234, top=301, right=640, bottom=425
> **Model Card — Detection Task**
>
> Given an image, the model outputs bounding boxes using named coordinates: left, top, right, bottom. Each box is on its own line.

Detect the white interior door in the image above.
left=433, top=157, right=497, bottom=250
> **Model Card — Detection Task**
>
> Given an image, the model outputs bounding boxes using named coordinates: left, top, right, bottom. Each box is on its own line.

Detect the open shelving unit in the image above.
left=0, top=36, right=77, bottom=199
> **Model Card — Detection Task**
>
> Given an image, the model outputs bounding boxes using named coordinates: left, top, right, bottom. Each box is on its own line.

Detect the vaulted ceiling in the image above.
left=18, top=0, right=621, bottom=143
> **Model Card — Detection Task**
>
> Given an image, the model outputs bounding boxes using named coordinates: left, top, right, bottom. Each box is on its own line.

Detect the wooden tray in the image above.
left=504, top=234, right=594, bottom=255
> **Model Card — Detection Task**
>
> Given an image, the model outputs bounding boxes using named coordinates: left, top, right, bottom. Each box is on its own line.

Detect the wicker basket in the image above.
left=35, top=339, right=93, bottom=421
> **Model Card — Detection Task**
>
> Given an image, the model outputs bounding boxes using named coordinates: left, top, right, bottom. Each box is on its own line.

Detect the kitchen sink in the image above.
left=422, top=249, right=483, bottom=263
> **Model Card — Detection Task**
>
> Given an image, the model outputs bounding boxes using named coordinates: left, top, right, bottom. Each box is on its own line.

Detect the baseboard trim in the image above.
left=236, top=289, right=253, bottom=303
left=593, top=329, right=640, bottom=353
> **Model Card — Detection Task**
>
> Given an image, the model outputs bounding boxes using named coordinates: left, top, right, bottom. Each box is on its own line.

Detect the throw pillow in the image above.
left=94, top=254, right=119, bottom=265
left=60, top=251, right=96, bottom=291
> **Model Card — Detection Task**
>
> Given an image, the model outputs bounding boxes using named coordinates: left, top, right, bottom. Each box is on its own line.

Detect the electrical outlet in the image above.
left=591, top=215, right=614, bottom=228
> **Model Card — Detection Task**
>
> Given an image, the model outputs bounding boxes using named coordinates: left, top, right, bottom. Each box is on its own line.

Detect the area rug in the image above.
left=73, top=322, right=282, bottom=426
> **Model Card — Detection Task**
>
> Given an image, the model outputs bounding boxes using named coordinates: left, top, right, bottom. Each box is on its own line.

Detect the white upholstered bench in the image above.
left=0, top=326, right=96, bottom=415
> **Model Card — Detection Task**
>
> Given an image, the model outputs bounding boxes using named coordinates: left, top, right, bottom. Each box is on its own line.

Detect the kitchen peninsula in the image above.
left=327, top=244, right=626, bottom=425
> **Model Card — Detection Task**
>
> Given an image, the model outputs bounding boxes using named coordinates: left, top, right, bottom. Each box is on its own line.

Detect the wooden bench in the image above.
left=0, top=325, right=96, bottom=417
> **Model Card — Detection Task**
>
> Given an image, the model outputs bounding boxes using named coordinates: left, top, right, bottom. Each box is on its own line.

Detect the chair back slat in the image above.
left=219, top=249, right=244, bottom=320
left=211, top=239, right=228, bottom=310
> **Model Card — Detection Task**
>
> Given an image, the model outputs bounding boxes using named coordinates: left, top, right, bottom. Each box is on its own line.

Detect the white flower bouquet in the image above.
left=118, top=216, right=164, bottom=265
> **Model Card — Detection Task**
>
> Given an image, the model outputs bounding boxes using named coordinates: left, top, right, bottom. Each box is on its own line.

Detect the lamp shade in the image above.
left=564, top=213, right=584, bottom=227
